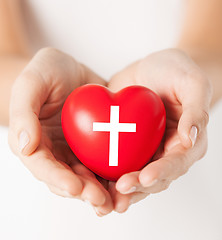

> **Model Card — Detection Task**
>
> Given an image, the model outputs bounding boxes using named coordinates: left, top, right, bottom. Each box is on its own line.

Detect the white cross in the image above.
left=93, top=106, right=136, bottom=166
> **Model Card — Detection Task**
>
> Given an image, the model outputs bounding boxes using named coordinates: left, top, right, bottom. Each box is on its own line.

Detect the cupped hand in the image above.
left=108, top=49, right=212, bottom=213
left=8, top=47, right=113, bottom=216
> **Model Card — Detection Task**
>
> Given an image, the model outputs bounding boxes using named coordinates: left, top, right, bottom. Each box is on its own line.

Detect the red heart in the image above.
left=61, top=84, right=166, bottom=181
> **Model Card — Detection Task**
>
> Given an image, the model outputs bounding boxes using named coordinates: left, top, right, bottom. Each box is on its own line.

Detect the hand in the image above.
left=8, top=47, right=113, bottom=216
left=108, top=49, right=212, bottom=213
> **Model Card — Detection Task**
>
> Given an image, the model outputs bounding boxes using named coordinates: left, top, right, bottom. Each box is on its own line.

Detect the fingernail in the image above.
left=84, top=199, right=93, bottom=206
left=19, top=130, right=30, bottom=153
left=130, top=193, right=150, bottom=205
left=120, top=186, right=136, bottom=194
left=63, top=191, right=74, bottom=198
left=94, top=207, right=105, bottom=217
left=189, top=126, right=198, bottom=147
left=142, top=178, right=158, bottom=188
left=115, top=202, right=128, bottom=213
left=129, top=196, right=137, bottom=205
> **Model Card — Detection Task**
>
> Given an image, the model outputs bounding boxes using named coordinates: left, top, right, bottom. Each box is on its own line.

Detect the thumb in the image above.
left=178, top=107, right=209, bottom=148
left=8, top=72, right=47, bottom=156
left=177, top=75, right=212, bottom=148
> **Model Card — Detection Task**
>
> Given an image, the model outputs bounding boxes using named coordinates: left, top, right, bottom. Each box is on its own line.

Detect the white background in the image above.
left=0, top=1, right=222, bottom=239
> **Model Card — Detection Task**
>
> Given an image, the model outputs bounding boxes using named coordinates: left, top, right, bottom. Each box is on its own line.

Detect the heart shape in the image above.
left=61, top=84, right=166, bottom=181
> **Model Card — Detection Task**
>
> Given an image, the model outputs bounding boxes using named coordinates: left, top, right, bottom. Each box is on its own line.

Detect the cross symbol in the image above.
left=93, top=106, right=136, bottom=166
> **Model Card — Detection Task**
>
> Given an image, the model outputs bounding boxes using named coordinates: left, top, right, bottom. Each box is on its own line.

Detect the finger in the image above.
left=115, top=171, right=140, bottom=194
left=129, top=192, right=149, bottom=205
left=88, top=180, right=113, bottom=216
left=139, top=144, right=192, bottom=187
left=78, top=179, right=106, bottom=206
left=8, top=70, right=47, bottom=156
left=20, top=143, right=83, bottom=196
left=70, top=163, right=110, bottom=208
left=115, top=168, right=172, bottom=195
left=177, top=73, right=212, bottom=148
left=108, top=181, right=130, bottom=213
left=109, top=182, right=149, bottom=212
left=140, top=129, right=207, bottom=187
left=93, top=189, right=114, bottom=217
left=47, top=184, right=78, bottom=198
left=88, top=177, right=112, bottom=216
left=69, top=157, right=97, bottom=180
left=137, top=179, right=171, bottom=194
left=114, top=191, right=149, bottom=212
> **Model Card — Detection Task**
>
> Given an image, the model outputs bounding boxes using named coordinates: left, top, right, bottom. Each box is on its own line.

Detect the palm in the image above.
left=9, top=48, right=114, bottom=216
left=37, top=90, right=111, bottom=204
left=107, top=49, right=210, bottom=213
left=152, top=91, right=183, bottom=161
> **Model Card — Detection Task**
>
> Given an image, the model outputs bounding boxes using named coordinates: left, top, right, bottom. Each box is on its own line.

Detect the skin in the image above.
left=0, top=0, right=222, bottom=216
left=0, top=0, right=31, bottom=125
left=107, top=49, right=211, bottom=212
left=8, top=48, right=113, bottom=216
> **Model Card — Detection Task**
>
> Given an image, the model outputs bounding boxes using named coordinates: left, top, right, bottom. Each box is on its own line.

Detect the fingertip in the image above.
left=178, top=106, right=208, bottom=149
left=10, top=112, right=41, bottom=156
left=178, top=128, right=193, bottom=149
left=115, top=177, right=128, bottom=193
left=51, top=166, right=84, bottom=197
left=139, top=165, right=159, bottom=188
left=178, top=124, right=198, bottom=149
left=115, top=202, right=129, bottom=213
left=177, top=115, right=194, bottom=149
left=94, top=194, right=106, bottom=207
left=114, top=196, right=130, bottom=213
left=81, top=181, right=106, bottom=206
left=115, top=172, right=139, bottom=194
left=93, top=193, right=114, bottom=216
left=62, top=174, right=84, bottom=197
left=139, top=173, right=158, bottom=188
left=47, top=184, right=77, bottom=198
left=21, top=114, right=42, bottom=155
left=18, top=130, right=30, bottom=153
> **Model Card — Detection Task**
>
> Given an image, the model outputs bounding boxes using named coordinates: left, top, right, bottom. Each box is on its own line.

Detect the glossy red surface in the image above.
left=61, top=84, right=166, bottom=181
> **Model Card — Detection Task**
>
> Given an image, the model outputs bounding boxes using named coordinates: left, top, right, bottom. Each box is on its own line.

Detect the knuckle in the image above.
left=161, top=180, right=171, bottom=191
left=163, top=158, right=174, bottom=175
left=180, top=164, right=189, bottom=177
left=179, top=155, right=190, bottom=176
left=188, top=108, right=209, bottom=129
left=200, top=109, right=209, bottom=127
left=64, top=181, right=82, bottom=197
left=168, top=153, right=189, bottom=180
left=150, top=180, right=171, bottom=194
left=187, top=68, right=207, bottom=84
left=37, top=47, right=59, bottom=56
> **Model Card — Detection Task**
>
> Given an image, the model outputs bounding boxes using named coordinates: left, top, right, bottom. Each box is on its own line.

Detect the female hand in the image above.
left=8, top=47, right=113, bottom=216
left=108, top=49, right=212, bottom=213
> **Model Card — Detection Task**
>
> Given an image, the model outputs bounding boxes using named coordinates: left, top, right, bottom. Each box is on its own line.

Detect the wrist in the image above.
left=177, top=45, right=222, bottom=108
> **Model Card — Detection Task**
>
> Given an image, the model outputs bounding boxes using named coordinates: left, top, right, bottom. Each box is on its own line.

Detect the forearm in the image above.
left=177, top=51, right=222, bottom=109
left=179, top=0, right=222, bottom=54
left=178, top=0, right=222, bottom=108
left=0, top=0, right=31, bottom=55
left=0, top=0, right=32, bottom=125
left=190, top=54, right=222, bottom=108
left=0, top=55, right=30, bottom=125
